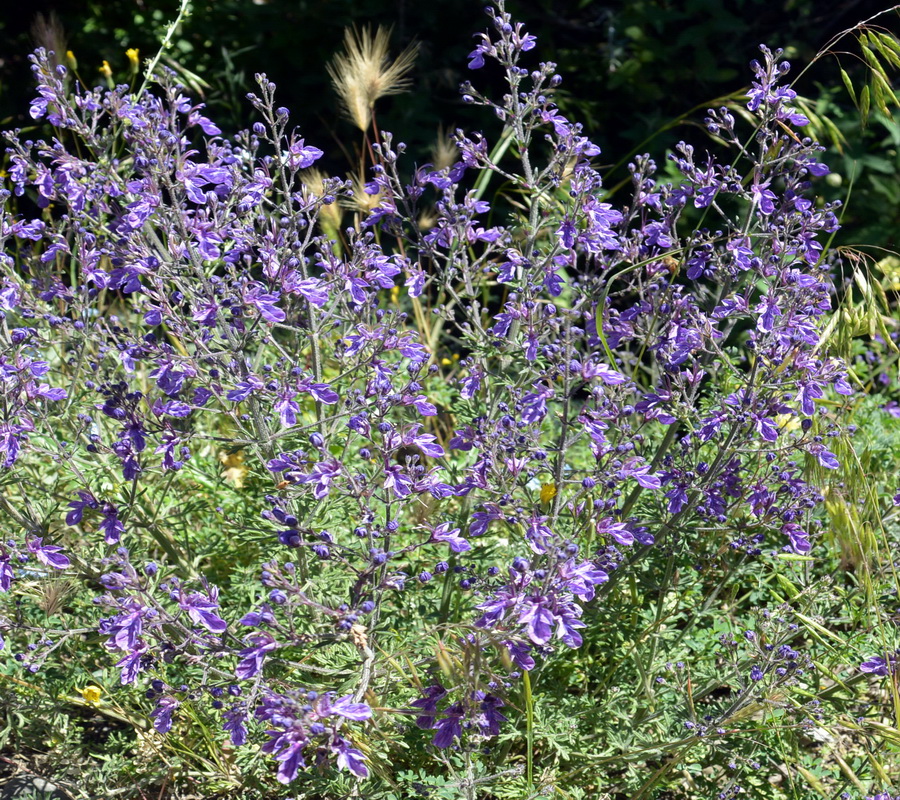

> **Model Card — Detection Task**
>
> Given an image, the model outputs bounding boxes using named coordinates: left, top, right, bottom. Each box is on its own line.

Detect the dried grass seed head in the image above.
left=344, top=172, right=382, bottom=214
left=301, top=168, right=343, bottom=230
left=31, top=12, right=67, bottom=71
left=431, top=125, right=459, bottom=173
left=327, top=25, right=419, bottom=131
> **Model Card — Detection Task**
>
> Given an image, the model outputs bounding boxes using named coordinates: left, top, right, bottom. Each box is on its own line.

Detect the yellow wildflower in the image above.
left=219, top=450, right=248, bottom=488
left=77, top=685, right=102, bottom=704
left=775, top=413, right=801, bottom=433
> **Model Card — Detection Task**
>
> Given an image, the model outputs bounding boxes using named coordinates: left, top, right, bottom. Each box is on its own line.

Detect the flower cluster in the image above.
left=0, top=0, right=852, bottom=786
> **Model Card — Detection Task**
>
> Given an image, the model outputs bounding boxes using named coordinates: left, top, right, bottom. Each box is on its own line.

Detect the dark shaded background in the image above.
left=1, top=0, right=898, bottom=244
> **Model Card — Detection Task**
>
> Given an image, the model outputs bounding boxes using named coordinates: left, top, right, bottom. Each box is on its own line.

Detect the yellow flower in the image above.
left=99, top=60, right=112, bottom=79
left=126, top=48, right=140, bottom=68
left=77, top=685, right=102, bottom=704
left=65, top=50, right=78, bottom=70
left=219, top=450, right=248, bottom=489
left=540, top=483, right=557, bottom=504
left=775, top=413, right=801, bottom=433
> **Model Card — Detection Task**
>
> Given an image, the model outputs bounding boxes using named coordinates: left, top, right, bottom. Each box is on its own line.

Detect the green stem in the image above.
left=137, top=0, right=193, bottom=96
left=523, top=669, right=535, bottom=789
left=473, top=127, right=517, bottom=202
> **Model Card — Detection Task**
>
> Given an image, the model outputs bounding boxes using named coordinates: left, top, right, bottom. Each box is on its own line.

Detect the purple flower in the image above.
left=405, top=394, right=437, bottom=416
left=860, top=655, right=893, bottom=676
left=432, top=702, right=464, bottom=748
left=287, top=139, right=324, bottom=170
left=783, top=523, right=811, bottom=555
left=332, top=737, right=369, bottom=778
left=179, top=586, right=227, bottom=634
left=619, top=459, right=661, bottom=490
left=475, top=692, right=508, bottom=736
left=383, top=464, right=413, bottom=498
left=557, top=559, right=608, bottom=601
left=755, top=416, right=779, bottom=442
left=0, top=559, right=13, bottom=593
left=244, top=285, right=286, bottom=324
left=470, top=506, right=502, bottom=537
left=187, top=110, right=222, bottom=135
left=277, top=396, right=302, bottom=430
left=268, top=734, right=307, bottom=785
left=299, top=458, right=342, bottom=498
left=100, top=503, right=125, bottom=544
left=524, top=515, right=554, bottom=554
left=236, top=632, right=278, bottom=679
left=26, top=537, right=70, bottom=570
left=223, top=706, right=249, bottom=746
left=100, top=604, right=145, bottom=652
left=255, top=690, right=371, bottom=782
left=519, top=599, right=555, bottom=645
left=807, top=443, right=839, bottom=470
left=324, top=694, right=372, bottom=721
left=797, top=381, right=824, bottom=416
left=403, top=426, right=445, bottom=458
left=522, top=386, right=552, bottom=424
left=505, top=640, right=535, bottom=671
left=299, top=381, right=339, bottom=405
left=115, top=647, right=147, bottom=685
left=153, top=399, right=192, bottom=418
left=665, top=485, right=689, bottom=514
left=227, top=376, right=265, bottom=403
left=467, top=35, right=491, bottom=69
left=411, top=684, right=448, bottom=729
left=151, top=695, right=180, bottom=733
left=149, top=359, right=196, bottom=398
left=66, top=490, right=98, bottom=526
left=751, top=176, right=778, bottom=214
left=593, top=363, right=628, bottom=385
left=431, top=522, right=470, bottom=553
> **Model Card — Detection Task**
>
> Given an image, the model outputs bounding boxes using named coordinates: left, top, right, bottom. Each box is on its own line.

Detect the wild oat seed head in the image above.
left=431, top=125, right=459, bottom=172
left=327, top=25, right=419, bottom=131
left=301, top=168, right=327, bottom=198
left=344, top=173, right=382, bottom=214
left=35, top=578, right=76, bottom=617
left=417, top=209, right=437, bottom=231
left=302, top=168, right=343, bottom=229
left=31, top=12, right=67, bottom=71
